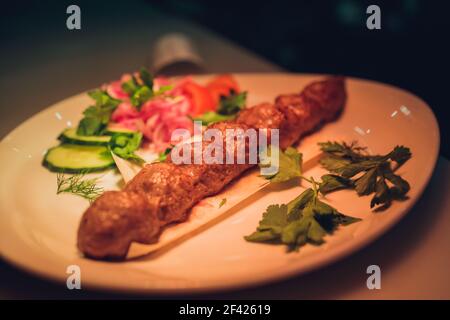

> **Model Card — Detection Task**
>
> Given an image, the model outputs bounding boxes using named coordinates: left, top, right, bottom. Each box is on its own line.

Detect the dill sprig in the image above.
left=56, top=172, right=104, bottom=202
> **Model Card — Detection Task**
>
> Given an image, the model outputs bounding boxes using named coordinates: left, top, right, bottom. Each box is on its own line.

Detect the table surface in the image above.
left=1, top=2, right=449, bottom=300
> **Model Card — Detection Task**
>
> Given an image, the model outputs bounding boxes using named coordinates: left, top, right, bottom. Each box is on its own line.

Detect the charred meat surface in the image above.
left=77, top=77, right=347, bottom=259
left=77, top=191, right=160, bottom=259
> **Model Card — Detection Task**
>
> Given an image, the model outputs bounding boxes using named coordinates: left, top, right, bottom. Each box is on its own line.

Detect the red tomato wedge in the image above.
left=180, top=81, right=215, bottom=116
left=206, top=84, right=232, bottom=107
left=206, top=74, right=240, bottom=106
left=207, top=74, right=240, bottom=92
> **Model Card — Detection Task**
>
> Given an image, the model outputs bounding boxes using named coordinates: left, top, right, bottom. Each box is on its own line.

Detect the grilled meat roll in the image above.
left=77, top=77, right=346, bottom=259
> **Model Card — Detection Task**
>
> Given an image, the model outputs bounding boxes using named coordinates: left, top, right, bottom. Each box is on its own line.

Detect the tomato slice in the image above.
left=207, top=74, right=240, bottom=93
left=206, top=74, right=240, bottom=106
left=181, top=81, right=215, bottom=116
left=206, top=83, right=232, bottom=107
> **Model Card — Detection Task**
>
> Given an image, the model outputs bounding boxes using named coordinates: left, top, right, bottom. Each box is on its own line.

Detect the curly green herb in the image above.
left=56, top=172, right=104, bottom=202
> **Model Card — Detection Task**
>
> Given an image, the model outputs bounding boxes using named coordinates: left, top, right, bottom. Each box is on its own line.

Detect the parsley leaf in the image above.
left=319, top=174, right=354, bottom=194
left=139, top=68, right=154, bottom=88
left=77, top=117, right=103, bottom=136
left=318, top=141, right=412, bottom=209
left=131, top=86, right=152, bottom=108
left=257, top=204, right=289, bottom=234
left=108, top=132, right=144, bottom=164
left=121, top=77, right=138, bottom=95
left=76, top=90, right=121, bottom=136
left=88, top=89, right=121, bottom=109
left=286, top=188, right=315, bottom=219
left=354, top=167, right=378, bottom=195
left=260, top=147, right=303, bottom=183
left=370, top=175, right=390, bottom=208
left=244, top=230, right=279, bottom=242
left=331, top=212, right=362, bottom=226
left=217, top=91, right=247, bottom=115
left=245, top=188, right=361, bottom=251
left=280, top=217, right=311, bottom=245
left=307, top=218, right=328, bottom=244
left=319, top=155, right=352, bottom=173
left=121, top=68, right=156, bottom=109
left=318, top=141, right=367, bottom=161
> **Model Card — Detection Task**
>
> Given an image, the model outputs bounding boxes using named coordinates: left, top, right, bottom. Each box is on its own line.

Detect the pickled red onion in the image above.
left=109, top=75, right=194, bottom=151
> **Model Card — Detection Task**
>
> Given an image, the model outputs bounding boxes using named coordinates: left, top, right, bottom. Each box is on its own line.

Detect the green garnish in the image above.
left=131, top=85, right=152, bottom=108
left=194, top=91, right=247, bottom=125
left=107, top=132, right=144, bottom=164
left=154, top=84, right=174, bottom=95
left=121, top=68, right=156, bottom=109
left=260, top=147, right=302, bottom=183
left=77, top=90, right=121, bottom=136
left=193, top=111, right=235, bottom=125
left=77, top=67, right=167, bottom=137
left=249, top=146, right=360, bottom=251
left=56, top=172, right=103, bottom=202
left=217, top=90, right=247, bottom=115
left=121, top=77, right=138, bottom=95
left=248, top=141, right=412, bottom=251
left=219, top=198, right=227, bottom=208
left=155, top=146, right=174, bottom=163
left=245, top=187, right=360, bottom=251
left=139, top=68, right=153, bottom=88
left=318, top=174, right=354, bottom=194
left=318, top=141, right=412, bottom=209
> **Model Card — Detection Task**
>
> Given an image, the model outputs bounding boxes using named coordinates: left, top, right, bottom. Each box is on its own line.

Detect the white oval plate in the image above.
left=0, top=73, right=439, bottom=294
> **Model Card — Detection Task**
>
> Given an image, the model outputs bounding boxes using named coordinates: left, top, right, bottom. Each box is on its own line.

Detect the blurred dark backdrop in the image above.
left=1, top=0, right=448, bottom=156
left=153, top=0, right=449, bottom=156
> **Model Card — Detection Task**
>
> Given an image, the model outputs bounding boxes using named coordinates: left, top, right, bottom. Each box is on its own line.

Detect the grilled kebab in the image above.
left=77, top=77, right=346, bottom=259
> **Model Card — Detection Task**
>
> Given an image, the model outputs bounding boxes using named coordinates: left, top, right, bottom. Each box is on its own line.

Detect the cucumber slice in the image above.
left=58, top=128, right=111, bottom=146
left=43, top=144, right=115, bottom=173
left=105, top=126, right=137, bottom=136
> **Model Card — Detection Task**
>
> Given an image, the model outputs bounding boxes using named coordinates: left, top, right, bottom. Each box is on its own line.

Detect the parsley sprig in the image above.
left=77, top=90, right=121, bottom=136
left=121, top=68, right=155, bottom=109
left=107, top=132, right=144, bottom=164
left=245, top=185, right=361, bottom=251
left=318, top=141, right=412, bottom=209
left=217, top=90, right=247, bottom=115
left=249, top=147, right=361, bottom=251
left=260, top=147, right=302, bottom=183
left=259, top=142, right=411, bottom=210
left=249, top=141, right=412, bottom=251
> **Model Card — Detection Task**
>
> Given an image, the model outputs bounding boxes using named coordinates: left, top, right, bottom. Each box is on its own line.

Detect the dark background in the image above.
left=1, top=0, right=448, bottom=156
left=154, top=0, right=449, bottom=156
